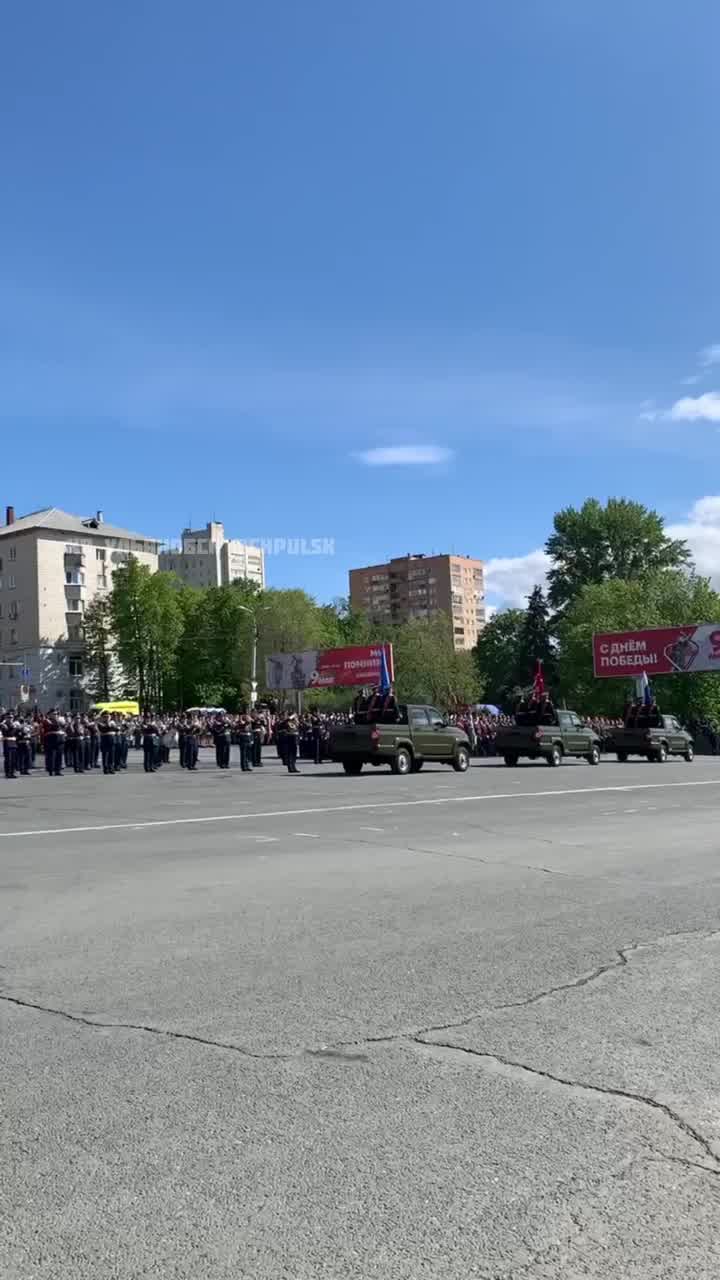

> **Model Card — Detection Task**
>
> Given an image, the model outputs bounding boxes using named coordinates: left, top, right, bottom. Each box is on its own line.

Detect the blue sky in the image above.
left=3, top=0, right=720, bottom=607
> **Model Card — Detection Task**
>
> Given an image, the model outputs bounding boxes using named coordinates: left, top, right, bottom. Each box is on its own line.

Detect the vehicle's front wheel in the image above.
left=453, top=746, right=470, bottom=773
left=547, top=744, right=563, bottom=767
left=587, top=744, right=601, bottom=766
left=391, top=747, right=412, bottom=775
left=685, top=744, right=694, bottom=762
left=504, top=753, right=519, bottom=767
left=342, top=761, right=363, bottom=775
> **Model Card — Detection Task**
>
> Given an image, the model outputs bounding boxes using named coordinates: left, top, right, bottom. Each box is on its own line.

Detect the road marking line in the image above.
left=293, top=832, right=319, bottom=838
left=359, top=826, right=385, bottom=832
left=0, top=778, right=718, bottom=840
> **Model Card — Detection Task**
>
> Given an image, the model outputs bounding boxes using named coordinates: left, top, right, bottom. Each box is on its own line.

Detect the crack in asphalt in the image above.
left=411, top=1036, right=720, bottom=1174
left=349, top=832, right=589, bottom=882
left=490, top=943, right=641, bottom=1012
left=0, top=993, right=292, bottom=1060
left=4, top=926, right=720, bottom=1177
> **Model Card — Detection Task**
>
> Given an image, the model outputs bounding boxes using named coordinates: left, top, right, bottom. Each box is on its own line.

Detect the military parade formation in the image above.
left=0, top=708, right=354, bottom=780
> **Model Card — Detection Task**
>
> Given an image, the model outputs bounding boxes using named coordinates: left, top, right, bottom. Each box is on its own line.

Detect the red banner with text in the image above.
left=593, top=625, right=720, bottom=678
left=265, top=644, right=394, bottom=690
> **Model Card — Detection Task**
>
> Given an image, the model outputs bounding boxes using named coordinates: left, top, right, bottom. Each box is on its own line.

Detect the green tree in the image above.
left=557, top=570, right=720, bottom=721
left=474, top=609, right=526, bottom=709
left=391, top=614, right=481, bottom=708
left=514, top=586, right=557, bottom=692
left=546, top=498, right=690, bottom=611
left=82, top=595, right=121, bottom=701
left=110, top=559, right=183, bottom=709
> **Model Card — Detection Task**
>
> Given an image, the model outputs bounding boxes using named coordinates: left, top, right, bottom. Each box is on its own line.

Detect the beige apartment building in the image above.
left=0, top=506, right=160, bottom=711
left=349, top=553, right=486, bottom=651
left=159, top=522, right=265, bottom=589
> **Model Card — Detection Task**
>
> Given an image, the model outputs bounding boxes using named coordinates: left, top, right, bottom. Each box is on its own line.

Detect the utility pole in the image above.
left=238, top=605, right=264, bottom=708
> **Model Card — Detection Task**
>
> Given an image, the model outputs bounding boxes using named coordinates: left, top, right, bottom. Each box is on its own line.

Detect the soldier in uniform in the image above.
left=99, top=713, right=117, bottom=775
left=237, top=713, right=253, bottom=772
left=88, top=717, right=100, bottom=768
left=16, top=718, right=32, bottom=775
left=282, top=712, right=300, bottom=773
left=251, top=712, right=264, bottom=768
left=69, top=715, right=86, bottom=773
left=45, top=710, right=66, bottom=776
left=142, top=715, right=160, bottom=773
left=2, top=714, right=19, bottom=779
left=178, top=715, right=188, bottom=769
left=213, top=714, right=231, bottom=769
left=310, top=710, right=323, bottom=764
left=184, top=716, right=200, bottom=771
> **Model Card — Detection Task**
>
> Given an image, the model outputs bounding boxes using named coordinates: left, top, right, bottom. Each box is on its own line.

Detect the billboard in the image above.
left=593, top=624, right=720, bottom=679
left=265, top=643, right=394, bottom=690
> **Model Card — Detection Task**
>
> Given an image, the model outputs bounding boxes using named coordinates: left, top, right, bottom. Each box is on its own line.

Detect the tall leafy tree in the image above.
left=514, top=586, right=557, bottom=690
left=391, top=614, right=481, bottom=707
left=110, top=559, right=183, bottom=709
left=82, top=595, right=121, bottom=701
left=546, top=498, right=690, bottom=611
left=474, top=609, right=526, bottom=709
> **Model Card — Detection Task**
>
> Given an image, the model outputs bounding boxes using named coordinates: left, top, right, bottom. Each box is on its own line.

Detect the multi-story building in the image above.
left=0, top=506, right=161, bottom=711
left=349, top=553, right=486, bottom=651
left=159, top=522, right=265, bottom=589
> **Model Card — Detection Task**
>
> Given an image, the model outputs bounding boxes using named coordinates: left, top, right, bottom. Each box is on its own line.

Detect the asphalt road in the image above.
left=2, top=750, right=720, bottom=1278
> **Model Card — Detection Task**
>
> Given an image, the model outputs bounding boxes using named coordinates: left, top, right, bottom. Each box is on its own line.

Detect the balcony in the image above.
left=64, top=584, right=86, bottom=602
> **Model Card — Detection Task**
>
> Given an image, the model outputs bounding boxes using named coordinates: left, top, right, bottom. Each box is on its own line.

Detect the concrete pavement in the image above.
left=2, top=752, right=720, bottom=1277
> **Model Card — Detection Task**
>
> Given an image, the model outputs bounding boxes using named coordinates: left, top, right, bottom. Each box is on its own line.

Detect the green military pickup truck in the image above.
left=496, top=710, right=602, bottom=768
left=609, top=715, right=694, bottom=763
left=330, top=704, right=472, bottom=776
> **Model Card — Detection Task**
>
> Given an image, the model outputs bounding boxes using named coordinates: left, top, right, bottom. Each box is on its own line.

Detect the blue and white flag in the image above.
left=379, top=646, right=392, bottom=694
left=640, top=670, right=653, bottom=706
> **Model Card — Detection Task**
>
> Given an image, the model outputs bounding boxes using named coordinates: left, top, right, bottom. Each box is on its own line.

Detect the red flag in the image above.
left=532, top=659, right=545, bottom=698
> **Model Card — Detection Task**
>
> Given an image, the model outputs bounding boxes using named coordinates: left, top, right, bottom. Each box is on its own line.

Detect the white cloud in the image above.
left=353, top=445, right=453, bottom=466
left=699, top=343, right=720, bottom=368
left=667, top=496, right=720, bottom=589
left=670, top=391, right=720, bottom=422
left=484, top=495, right=720, bottom=614
left=484, top=549, right=551, bottom=609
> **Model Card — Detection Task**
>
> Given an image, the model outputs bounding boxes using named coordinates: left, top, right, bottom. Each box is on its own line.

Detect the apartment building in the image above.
left=0, top=506, right=160, bottom=711
left=349, top=553, right=486, bottom=651
left=159, top=522, right=265, bottom=589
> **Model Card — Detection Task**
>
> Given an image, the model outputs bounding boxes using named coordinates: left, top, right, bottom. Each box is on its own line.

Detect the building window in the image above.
left=69, top=689, right=83, bottom=712
left=55, top=688, right=65, bottom=700
left=10, top=629, right=17, bottom=644
left=8, top=575, right=15, bottom=589
left=96, top=548, right=106, bottom=561
left=69, top=656, right=84, bottom=677
left=9, top=547, right=16, bottom=561
left=68, top=625, right=83, bottom=641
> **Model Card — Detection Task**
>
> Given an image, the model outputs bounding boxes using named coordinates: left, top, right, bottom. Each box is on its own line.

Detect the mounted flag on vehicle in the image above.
left=378, top=645, right=392, bottom=694
left=640, top=670, right=653, bottom=706
left=532, top=659, right=545, bottom=699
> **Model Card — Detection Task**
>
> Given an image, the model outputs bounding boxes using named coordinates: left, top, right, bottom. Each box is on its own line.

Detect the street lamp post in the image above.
left=238, top=605, right=261, bottom=708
